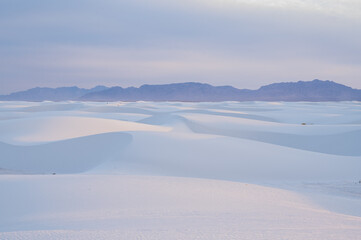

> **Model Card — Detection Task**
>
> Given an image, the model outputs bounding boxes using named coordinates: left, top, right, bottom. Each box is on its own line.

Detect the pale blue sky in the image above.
left=1, top=0, right=361, bottom=94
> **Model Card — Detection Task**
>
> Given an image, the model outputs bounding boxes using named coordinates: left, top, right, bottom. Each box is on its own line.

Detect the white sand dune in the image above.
left=1, top=175, right=360, bottom=240
left=0, top=132, right=132, bottom=174
left=18, top=102, right=86, bottom=112
left=0, top=116, right=170, bottom=145
left=179, top=113, right=361, bottom=156
left=0, top=101, right=360, bottom=239
left=83, top=105, right=156, bottom=115
left=105, top=131, right=361, bottom=181
left=139, top=111, right=361, bottom=156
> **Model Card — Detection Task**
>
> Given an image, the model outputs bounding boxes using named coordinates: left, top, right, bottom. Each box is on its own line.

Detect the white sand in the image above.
left=0, top=101, right=360, bottom=239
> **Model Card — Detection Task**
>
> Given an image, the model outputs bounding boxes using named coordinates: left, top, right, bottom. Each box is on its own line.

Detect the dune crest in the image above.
left=0, top=116, right=170, bottom=145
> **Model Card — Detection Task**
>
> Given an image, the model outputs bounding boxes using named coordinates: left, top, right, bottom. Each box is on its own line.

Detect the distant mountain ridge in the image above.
left=1, top=80, right=360, bottom=102
left=80, top=82, right=249, bottom=102
left=0, top=85, right=108, bottom=101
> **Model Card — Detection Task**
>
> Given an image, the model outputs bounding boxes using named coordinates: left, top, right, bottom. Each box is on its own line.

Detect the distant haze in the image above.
left=1, top=0, right=361, bottom=94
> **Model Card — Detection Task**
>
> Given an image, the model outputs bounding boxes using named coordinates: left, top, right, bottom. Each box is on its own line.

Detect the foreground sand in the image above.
left=0, top=101, right=360, bottom=239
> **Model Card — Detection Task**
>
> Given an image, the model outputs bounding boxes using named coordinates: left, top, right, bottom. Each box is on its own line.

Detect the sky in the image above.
left=1, top=0, right=361, bottom=94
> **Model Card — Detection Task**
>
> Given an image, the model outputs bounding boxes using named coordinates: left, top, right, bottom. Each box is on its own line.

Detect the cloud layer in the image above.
left=1, top=0, right=360, bottom=93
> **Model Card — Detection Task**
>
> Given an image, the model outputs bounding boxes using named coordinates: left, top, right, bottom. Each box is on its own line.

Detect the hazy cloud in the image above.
left=1, top=0, right=360, bottom=93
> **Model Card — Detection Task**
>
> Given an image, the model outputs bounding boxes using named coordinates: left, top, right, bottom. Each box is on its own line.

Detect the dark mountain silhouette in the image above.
left=79, top=80, right=361, bottom=102
left=0, top=85, right=108, bottom=101
left=0, top=80, right=360, bottom=102
left=80, top=82, right=250, bottom=102
left=253, top=80, right=361, bottom=101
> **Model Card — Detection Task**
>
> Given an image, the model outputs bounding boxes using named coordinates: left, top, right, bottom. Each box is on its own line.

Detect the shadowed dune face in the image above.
left=0, top=101, right=360, bottom=179
left=177, top=114, right=361, bottom=156
left=0, top=132, right=132, bottom=174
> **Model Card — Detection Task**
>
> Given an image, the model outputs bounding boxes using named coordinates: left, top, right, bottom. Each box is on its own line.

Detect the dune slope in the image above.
left=0, top=101, right=360, bottom=239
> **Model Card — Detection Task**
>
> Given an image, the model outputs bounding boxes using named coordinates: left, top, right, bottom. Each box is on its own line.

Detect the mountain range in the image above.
left=1, top=80, right=360, bottom=102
